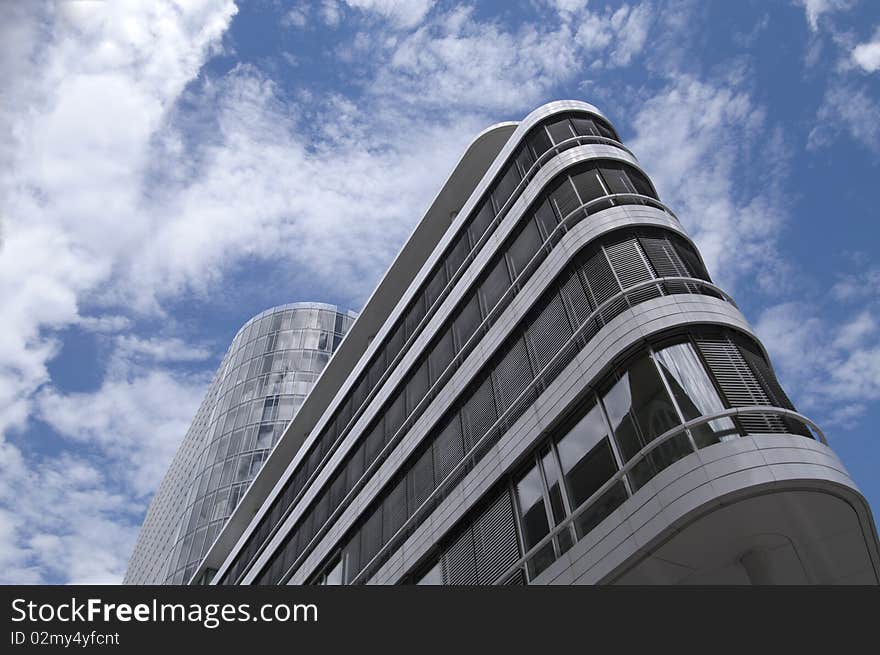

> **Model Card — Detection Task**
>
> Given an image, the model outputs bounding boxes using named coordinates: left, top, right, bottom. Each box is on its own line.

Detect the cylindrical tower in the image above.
left=124, top=303, right=356, bottom=585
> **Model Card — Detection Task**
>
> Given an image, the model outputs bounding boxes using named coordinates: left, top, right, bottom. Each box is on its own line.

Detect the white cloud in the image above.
left=282, top=5, right=308, bottom=29
left=0, top=446, right=147, bottom=584
left=321, top=0, right=342, bottom=27
left=831, top=266, right=880, bottom=301
left=627, top=74, right=787, bottom=294
left=114, top=335, right=213, bottom=364
left=808, top=82, right=880, bottom=154
left=794, top=0, right=853, bottom=32
left=755, top=302, right=880, bottom=429
left=852, top=29, right=880, bottom=72
left=344, top=0, right=435, bottom=29
left=0, top=0, right=236, bottom=584
left=0, top=0, right=237, bottom=435
left=36, top=365, right=209, bottom=497
left=373, top=3, right=654, bottom=114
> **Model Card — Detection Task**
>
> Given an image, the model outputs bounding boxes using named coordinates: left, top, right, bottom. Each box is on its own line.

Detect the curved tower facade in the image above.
left=125, top=303, right=356, bottom=585
left=185, top=101, right=878, bottom=586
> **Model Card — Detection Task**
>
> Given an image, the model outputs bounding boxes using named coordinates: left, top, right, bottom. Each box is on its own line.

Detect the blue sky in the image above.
left=0, top=0, right=878, bottom=584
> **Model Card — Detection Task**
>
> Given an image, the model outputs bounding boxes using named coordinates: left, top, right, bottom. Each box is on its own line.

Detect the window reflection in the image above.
left=601, top=354, right=691, bottom=489
left=653, top=342, right=737, bottom=447
left=514, top=463, right=554, bottom=576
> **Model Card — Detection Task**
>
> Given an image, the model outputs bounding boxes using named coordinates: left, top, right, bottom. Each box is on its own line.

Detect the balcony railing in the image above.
left=495, top=405, right=826, bottom=585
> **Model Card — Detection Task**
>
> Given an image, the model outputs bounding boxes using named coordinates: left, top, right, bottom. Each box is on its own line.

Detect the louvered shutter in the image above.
left=382, top=477, right=408, bottom=545
left=441, top=529, right=478, bottom=585
left=432, top=414, right=465, bottom=484
left=640, top=234, right=693, bottom=295
left=472, top=492, right=521, bottom=584
left=407, top=447, right=435, bottom=511
left=462, top=375, right=498, bottom=451
left=559, top=262, right=594, bottom=325
left=492, top=336, right=534, bottom=411
left=737, top=338, right=809, bottom=436
left=525, top=290, right=574, bottom=374
left=580, top=247, right=624, bottom=325
left=695, top=336, right=787, bottom=434
left=605, top=238, right=662, bottom=305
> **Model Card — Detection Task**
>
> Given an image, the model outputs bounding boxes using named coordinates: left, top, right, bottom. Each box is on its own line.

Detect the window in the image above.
left=533, top=197, right=558, bottom=240
left=555, top=404, right=613, bottom=506
left=492, top=164, right=521, bottom=212
left=527, top=126, right=552, bottom=159
left=601, top=354, right=690, bottom=489
left=653, top=342, right=737, bottom=447
left=446, top=232, right=471, bottom=279
left=600, top=165, right=637, bottom=195
left=478, top=256, right=511, bottom=316
left=514, top=462, right=555, bottom=577
left=550, top=177, right=581, bottom=219
left=571, top=166, right=606, bottom=205
left=570, top=116, right=598, bottom=137
left=507, top=218, right=542, bottom=278
left=545, top=116, right=575, bottom=144
left=453, top=293, right=482, bottom=350
left=428, top=328, right=455, bottom=385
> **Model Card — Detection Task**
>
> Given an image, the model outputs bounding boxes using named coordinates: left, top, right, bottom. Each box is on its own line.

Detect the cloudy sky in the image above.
left=1, top=0, right=879, bottom=584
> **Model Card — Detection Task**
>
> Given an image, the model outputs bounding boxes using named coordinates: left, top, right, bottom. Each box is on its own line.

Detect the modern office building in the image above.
left=180, top=100, right=877, bottom=586
left=124, top=303, right=356, bottom=584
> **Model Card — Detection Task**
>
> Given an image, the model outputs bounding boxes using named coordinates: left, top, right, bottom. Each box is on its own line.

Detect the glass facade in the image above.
left=125, top=303, right=355, bottom=585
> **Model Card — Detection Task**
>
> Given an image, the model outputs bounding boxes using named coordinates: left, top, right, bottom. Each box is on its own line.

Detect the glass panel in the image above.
left=507, top=218, right=542, bottom=278
left=533, top=197, right=558, bottom=240
left=556, top=404, right=613, bottom=507
left=574, top=481, right=628, bottom=539
left=571, top=116, right=598, bottom=137
left=545, top=116, right=575, bottom=144
left=595, top=118, right=617, bottom=141
left=540, top=448, right=566, bottom=525
left=600, top=165, right=637, bottom=195
left=550, top=176, right=581, bottom=219
left=453, top=293, right=482, bottom=350
left=571, top=166, right=606, bottom=204
left=478, top=257, right=510, bottom=316
left=628, top=167, right=656, bottom=198
left=654, top=343, right=737, bottom=447
left=601, top=354, right=691, bottom=488
left=446, top=232, right=471, bottom=279
left=492, top=164, right=521, bottom=212
left=514, top=462, right=550, bottom=549
left=514, top=461, right=555, bottom=577
left=514, top=144, right=535, bottom=177
left=527, top=126, right=552, bottom=159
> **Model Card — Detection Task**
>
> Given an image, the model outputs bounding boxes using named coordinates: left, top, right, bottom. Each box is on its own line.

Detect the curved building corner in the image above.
left=142, top=100, right=877, bottom=587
